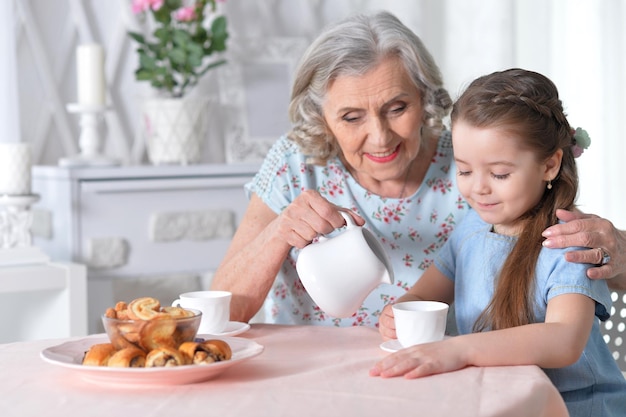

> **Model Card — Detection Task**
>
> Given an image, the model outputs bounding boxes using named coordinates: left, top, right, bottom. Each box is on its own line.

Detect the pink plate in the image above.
left=40, top=334, right=263, bottom=387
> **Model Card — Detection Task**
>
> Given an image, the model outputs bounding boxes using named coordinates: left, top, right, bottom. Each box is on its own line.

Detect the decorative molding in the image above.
left=0, top=210, right=33, bottom=248
left=86, top=237, right=129, bottom=269
left=0, top=194, right=40, bottom=248
left=149, top=209, right=236, bottom=242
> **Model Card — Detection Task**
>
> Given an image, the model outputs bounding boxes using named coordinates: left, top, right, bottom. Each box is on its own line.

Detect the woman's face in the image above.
left=322, top=57, right=424, bottom=186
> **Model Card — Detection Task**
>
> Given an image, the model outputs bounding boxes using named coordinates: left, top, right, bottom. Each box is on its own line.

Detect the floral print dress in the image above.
left=245, top=130, right=469, bottom=327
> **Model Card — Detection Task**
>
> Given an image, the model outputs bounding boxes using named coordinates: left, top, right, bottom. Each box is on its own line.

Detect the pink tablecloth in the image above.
left=0, top=324, right=568, bottom=417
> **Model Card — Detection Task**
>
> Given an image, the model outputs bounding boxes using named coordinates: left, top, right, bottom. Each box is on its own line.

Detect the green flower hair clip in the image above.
left=571, top=127, right=591, bottom=158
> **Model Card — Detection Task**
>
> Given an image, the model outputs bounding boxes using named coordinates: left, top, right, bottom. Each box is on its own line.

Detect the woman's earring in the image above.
left=546, top=180, right=553, bottom=190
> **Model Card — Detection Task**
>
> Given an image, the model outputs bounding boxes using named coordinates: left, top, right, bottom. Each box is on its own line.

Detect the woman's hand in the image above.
left=542, top=209, right=626, bottom=287
left=212, top=190, right=363, bottom=323
left=274, top=189, right=364, bottom=249
left=370, top=338, right=467, bottom=379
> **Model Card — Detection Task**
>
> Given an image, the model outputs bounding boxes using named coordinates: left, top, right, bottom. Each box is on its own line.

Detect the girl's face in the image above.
left=452, top=121, right=561, bottom=236
left=322, top=56, right=424, bottom=191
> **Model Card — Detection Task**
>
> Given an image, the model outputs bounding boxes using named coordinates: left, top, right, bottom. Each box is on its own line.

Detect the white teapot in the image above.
left=296, top=211, right=394, bottom=318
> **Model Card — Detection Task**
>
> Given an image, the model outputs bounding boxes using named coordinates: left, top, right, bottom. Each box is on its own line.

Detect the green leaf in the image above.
left=188, top=53, right=202, bottom=68
left=165, top=0, right=182, bottom=9
left=151, top=79, right=165, bottom=90
left=172, top=29, right=191, bottom=46
left=135, top=68, right=154, bottom=81
left=152, top=6, right=173, bottom=25
left=139, top=52, right=158, bottom=70
left=154, top=27, right=172, bottom=43
left=169, top=48, right=187, bottom=65
left=127, top=31, right=146, bottom=44
left=211, top=16, right=227, bottom=37
left=211, top=36, right=228, bottom=52
left=194, top=27, right=208, bottom=41
left=211, top=17, right=228, bottom=52
left=187, top=42, right=203, bottom=56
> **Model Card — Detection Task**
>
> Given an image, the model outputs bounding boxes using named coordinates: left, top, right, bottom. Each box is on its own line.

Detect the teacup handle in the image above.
left=172, top=299, right=181, bottom=307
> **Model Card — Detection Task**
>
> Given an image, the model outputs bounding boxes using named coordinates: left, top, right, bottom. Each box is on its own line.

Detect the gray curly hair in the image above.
left=287, top=11, right=452, bottom=165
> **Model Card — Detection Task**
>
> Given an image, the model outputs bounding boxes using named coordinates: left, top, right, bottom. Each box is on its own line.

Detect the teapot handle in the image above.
left=339, top=211, right=357, bottom=229
left=315, top=211, right=357, bottom=243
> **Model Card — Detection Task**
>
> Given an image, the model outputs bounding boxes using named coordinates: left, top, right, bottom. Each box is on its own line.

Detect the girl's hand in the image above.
left=542, top=209, right=626, bottom=285
left=378, top=304, right=396, bottom=341
left=369, top=338, right=467, bottom=379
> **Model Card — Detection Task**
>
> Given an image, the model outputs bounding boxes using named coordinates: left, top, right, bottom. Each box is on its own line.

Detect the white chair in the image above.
left=602, top=290, right=626, bottom=377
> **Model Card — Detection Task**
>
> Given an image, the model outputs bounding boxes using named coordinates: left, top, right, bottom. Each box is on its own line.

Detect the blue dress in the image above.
left=246, top=131, right=469, bottom=326
left=435, top=209, right=626, bottom=417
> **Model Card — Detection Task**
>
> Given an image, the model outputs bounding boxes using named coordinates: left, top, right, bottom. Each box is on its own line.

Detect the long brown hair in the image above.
left=451, top=69, right=579, bottom=331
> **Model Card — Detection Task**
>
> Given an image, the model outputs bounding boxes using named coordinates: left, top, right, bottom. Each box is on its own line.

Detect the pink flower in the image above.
left=175, top=6, right=197, bottom=22
left=571, top=144, right=584, bottom=158
left=131, top=0, right=164, bottom=14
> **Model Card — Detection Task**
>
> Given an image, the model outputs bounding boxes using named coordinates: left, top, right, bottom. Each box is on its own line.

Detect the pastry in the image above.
left=179, top=339, right=232, bottom=364
left=139, top=317, right=178, bottom=351
left=107, top=347, right=147, bottom=368
left=161, top=306, right=195, bottom=318
left=127, top=297, right=162, bottom=320
left=145, top=346, right=188, bottom=367
left=201, top=339, right=232, bottom=361
left=82, top=343, right=117, bottom=366
left=104, top=307, right=117, bottom=319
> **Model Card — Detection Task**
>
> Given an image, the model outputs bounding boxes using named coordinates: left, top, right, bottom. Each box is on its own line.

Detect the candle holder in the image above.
left=59, top=103, right=120, bottom=167
left=0, top=194, right=50, bottom=265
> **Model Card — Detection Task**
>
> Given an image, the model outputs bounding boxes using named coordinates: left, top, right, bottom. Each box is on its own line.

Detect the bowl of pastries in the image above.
left=84, top=296, right=232, bottom=368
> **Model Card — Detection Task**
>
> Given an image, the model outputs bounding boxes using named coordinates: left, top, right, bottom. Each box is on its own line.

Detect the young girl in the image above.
left=370, top=69, right=626, bottom=416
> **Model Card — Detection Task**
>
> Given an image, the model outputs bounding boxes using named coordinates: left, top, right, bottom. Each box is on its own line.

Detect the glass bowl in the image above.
left=102, top=308, right=201, bottom=352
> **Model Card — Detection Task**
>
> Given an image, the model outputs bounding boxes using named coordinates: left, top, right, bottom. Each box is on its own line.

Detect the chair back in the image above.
left=602, top=290, right=626, bottom=374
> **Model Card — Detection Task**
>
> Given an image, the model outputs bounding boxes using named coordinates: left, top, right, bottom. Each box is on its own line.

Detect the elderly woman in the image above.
left=211, top=11, right=626, bottom=326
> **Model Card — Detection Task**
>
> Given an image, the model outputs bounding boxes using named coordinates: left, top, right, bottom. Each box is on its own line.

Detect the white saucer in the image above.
left=201, top=321, right=250, bottom=337
left=379, top=339, right=404, bottom=353
left=379, top=336, right=451, bottom=352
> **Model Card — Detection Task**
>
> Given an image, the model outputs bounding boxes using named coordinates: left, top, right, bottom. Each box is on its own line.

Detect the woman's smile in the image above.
left=365, top=145, right=401, bottom=163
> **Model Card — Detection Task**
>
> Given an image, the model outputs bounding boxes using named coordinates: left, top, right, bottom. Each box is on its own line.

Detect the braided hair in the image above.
left=450, top=68, right=579, bottom=331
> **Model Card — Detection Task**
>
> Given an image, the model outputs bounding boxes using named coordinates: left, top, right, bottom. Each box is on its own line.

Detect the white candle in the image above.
left=77, top=43, right=105, bottom=106
left=0, top=0, right=21, bottom=145
left=0, top=143, right=32, bottom=195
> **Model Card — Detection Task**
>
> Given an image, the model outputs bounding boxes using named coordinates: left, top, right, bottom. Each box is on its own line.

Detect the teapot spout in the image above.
left=381, top=266, right=394, bottom=285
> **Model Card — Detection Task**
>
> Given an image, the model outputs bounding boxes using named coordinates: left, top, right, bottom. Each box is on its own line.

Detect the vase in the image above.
left=142, top=97, right=210, bottom=165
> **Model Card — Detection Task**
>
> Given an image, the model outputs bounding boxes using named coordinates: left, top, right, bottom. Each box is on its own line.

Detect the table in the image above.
left=0, top=324, right=568, bottom=417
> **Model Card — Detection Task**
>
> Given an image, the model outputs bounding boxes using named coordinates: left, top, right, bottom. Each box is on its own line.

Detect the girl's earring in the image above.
left=546, top=180, right=553, bottom=190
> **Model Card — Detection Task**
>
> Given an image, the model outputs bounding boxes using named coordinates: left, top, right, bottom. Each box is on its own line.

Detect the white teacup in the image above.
left=172, top=290, right=231, bottom=334
left=296, top=211, right=394, bottom=318
left=393, top=301, right=449, bottom=347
